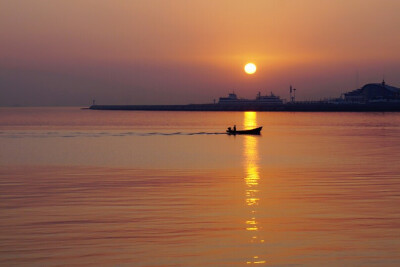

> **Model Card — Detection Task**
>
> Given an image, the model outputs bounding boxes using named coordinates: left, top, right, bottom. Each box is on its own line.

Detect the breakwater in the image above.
left=90, top=102, right=400, bottom=112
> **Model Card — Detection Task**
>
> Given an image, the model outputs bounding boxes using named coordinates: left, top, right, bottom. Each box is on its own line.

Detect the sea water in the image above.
left=1, top=108, right=400, bottom=266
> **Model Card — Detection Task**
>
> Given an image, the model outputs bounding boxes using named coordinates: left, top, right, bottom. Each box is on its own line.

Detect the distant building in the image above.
left=218, top=92, right=283, bottom=105
left=218, top=93, right=239, bottom=103
left=344, top=80, right=400, bottom=103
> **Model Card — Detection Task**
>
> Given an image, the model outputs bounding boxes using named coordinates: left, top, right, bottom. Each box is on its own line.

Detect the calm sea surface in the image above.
left=1, top=107, right=400, bottom=266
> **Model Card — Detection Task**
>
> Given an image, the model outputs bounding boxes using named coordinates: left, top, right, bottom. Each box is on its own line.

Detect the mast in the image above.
left=293, top=88, right=297, bottom=102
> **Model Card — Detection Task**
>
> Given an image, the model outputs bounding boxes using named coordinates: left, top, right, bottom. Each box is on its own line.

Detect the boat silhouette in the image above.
left=226, top=126, right=262, bottom=135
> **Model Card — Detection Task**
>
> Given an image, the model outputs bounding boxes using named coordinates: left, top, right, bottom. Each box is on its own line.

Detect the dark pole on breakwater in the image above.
left=293, top=88, right=297, bottom=102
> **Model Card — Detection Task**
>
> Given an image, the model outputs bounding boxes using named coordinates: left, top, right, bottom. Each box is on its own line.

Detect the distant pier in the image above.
left=89, top=102, right=400, bottom=112
left=90, top=81, right=400, bottom=112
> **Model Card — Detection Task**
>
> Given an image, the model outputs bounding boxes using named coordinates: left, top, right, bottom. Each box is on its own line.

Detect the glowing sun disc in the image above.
left=244, top=63, right=257, bottom=74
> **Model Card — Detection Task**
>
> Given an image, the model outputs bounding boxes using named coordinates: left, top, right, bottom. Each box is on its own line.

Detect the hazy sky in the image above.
left=1, top=0, right=400, bottom=106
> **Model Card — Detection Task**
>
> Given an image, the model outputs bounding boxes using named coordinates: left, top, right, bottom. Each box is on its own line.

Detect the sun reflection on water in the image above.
left=243, top=112, right=266, bottom=264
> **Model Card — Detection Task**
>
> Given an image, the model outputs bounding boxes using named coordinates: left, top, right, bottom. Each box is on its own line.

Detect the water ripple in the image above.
left=0, top=131, right=226, bottom=139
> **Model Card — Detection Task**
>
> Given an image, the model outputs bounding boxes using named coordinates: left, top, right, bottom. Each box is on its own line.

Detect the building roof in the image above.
left=345, top=81, right=400, bottom=96
left=361, top=81, right=400, bottom=93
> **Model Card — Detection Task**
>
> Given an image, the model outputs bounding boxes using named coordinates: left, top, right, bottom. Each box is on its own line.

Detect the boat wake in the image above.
left=148, top=132, right=225, bottom=136
left=0, top=131, right=226, bottom=139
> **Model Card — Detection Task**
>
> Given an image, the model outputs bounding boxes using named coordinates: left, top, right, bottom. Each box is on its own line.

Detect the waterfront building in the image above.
left=344, top=80, right=400, bottom=103
left=218, top=92, right=283, bottom=105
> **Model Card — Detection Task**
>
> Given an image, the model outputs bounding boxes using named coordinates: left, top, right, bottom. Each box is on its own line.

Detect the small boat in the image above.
left=226, top=126, right=262, bottom=135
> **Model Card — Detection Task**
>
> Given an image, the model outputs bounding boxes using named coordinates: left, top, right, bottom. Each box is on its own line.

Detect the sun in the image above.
left=244, top=63, right=257, bottom=74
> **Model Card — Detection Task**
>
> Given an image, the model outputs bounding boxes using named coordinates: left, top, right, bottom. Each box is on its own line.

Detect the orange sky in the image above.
left=1, top=0, right=400, bottom=105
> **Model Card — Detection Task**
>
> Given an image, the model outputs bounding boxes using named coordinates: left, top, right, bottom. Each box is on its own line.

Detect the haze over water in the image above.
left=1, top=108, right=400, bottom=266
left=2, top=0, right=400, bottom=106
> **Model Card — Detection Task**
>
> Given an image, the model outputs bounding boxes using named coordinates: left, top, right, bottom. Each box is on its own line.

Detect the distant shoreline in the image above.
left=89, top=103, right=400, bottom=112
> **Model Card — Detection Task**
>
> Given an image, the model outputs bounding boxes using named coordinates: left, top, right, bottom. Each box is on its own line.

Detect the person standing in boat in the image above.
left=233, top=125, right=236, bottom=132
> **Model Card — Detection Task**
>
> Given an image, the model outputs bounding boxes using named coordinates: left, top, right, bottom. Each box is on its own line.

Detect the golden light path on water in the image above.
left=243, top=112, right=266, bottom=264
